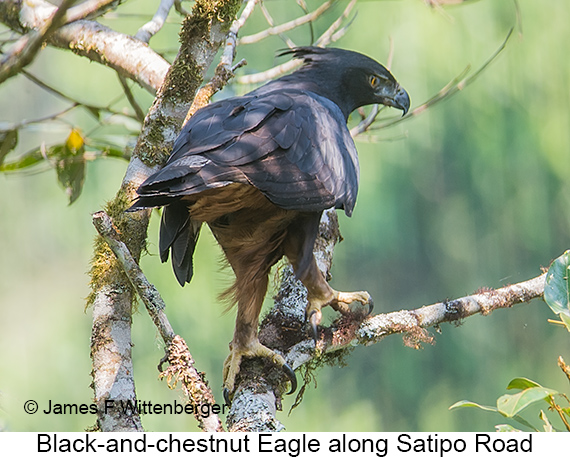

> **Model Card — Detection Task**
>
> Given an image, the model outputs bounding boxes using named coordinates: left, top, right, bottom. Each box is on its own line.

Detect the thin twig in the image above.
left=237, top=58, right=302, bottom=86
left=239, top=1, right=333, bottom=45
left=64, top=0, right=119, bottom=23
left=258, top=2, right=296, bottom=49
left=0, top=0, right=119, bottom=85
left=91, top=211, right=224, bottom=432
left=135, top=0, right=175, bottom=43
left=22, top=70, right=139, bottom=121
left=236, top=0, right=357, bottom=86
left=174, top=0, right=190, bottom=16
left=315, top=0, right=357, bottom=47
left=184, top=0, right=258, bottom=123
left=549, top=394, right=570, bottom=432
left=0, top=105, right=77, bottom=133
left=117, top=74, right=146, bottom=122
left=370, top=27, right=514, bottom=132
left=559, top=356, right=570, bottom=385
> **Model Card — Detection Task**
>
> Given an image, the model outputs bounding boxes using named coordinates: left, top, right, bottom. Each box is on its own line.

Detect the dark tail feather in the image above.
left=159, top=202, right=201, bottom=286
left=127, top=195, right=176, bottom=212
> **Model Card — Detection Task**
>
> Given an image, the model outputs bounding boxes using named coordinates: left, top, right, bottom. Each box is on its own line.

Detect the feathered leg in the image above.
left=208, top=202, right=298, bottom=402
left=221, top=264, right=295, bottom=400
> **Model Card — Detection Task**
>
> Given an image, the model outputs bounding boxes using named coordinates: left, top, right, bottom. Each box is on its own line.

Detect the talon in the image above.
left=157, top=352, right=169, bottom=372
left=283, top=363, right=297, bottom=395
left=223, top=387, right=232, bottom=406
left=308, top=310, right=320, bottom=341
left=367, top=298, right=374, bottom=315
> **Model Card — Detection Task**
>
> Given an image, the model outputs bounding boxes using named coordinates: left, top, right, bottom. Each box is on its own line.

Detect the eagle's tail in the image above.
left=159, top=201, right=201, bottom=286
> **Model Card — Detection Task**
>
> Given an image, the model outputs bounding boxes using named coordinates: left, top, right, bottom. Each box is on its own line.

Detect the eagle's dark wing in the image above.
left=134, top=87, right=360, bottom=216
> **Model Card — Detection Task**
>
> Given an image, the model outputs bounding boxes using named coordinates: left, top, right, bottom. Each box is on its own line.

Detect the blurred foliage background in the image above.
left=1, top=0, right=569, bottom=432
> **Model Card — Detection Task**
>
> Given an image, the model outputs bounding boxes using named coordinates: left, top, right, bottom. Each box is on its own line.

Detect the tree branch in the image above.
left=238, top=1, right=333, bottom=45
left=0, top=0, right=170, bottom=93
left=87, top=0, right=242, bottom=432
left=134, top=0, right=175, bottom=43
left=236, top=0, right=356, bottom=86
left=92, top=211, right=224, bottom=432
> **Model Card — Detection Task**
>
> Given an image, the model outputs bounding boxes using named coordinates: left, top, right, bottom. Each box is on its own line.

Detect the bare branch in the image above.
left=239, top=1, right=332, bottom=45
left=0, top=0, right=76, bottom=85
left=18, top=70, right=139, bottom=123
left=63, top=0, right=120, bottom=23
left=174, top=0, right=190, bottom=17
left=236, top=0, right=357, bottom=86
left=369, top=27, right=514, bottom=132
left=92, top=211, right=224, bottom=432
left=257, top=2, right=296, bottom=49
left=92, top=211, right=176, bottom=345
left=117, top=74, right=146, bottom=123
left=134, top=0, right=175, bottom=43
left=184, top=0, right=257, bottom=123
left=0, top=0, right=171, bottom=93
left=87, top=0, right=243, bottom=432
left=237, top=58, right=302, bottom=85
left=559, top=356, right=570, bottom=385
left=315, top=0, right=357, bottom=46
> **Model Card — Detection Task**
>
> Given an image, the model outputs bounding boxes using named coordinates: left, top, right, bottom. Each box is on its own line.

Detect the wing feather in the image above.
left=135, top=87, right=360, bottom=216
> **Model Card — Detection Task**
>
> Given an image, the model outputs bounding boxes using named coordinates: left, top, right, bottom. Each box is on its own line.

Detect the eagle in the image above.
left=129, top=47, right=410, bottom=401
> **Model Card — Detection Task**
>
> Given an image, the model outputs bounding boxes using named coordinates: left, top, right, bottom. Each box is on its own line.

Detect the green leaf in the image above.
left=55, top=129, right=86, bottom=204
left=544, top=251, right=570, bottom=317
left=495, top=424, right=522, bottom=432
left=497, top=387, right=558, bottom=418
left=449, top=400, right=498, bottom=412
left=511, top=413, right=540, bottom=432
left=0, top=129, right=18, bottom=166
left=0, top=146, right=47, bottom=171
left=506, top=377, right=542, bottom=390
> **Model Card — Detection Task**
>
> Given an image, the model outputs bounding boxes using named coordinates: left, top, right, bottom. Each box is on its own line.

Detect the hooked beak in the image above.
left=394, top=86, right=410, bottom=116
left=387, top=85, right=410, bottom=116
left=377, top=82, right=410, bottom=117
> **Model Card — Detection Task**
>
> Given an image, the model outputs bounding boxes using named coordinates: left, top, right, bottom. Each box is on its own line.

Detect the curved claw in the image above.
left=283, top=363, right=297, bottom=395
left=223, top=387, right=232, bottom=406
left=367, top=298, right=374, bottom=316
left=308, top=310, right=319, bottom=341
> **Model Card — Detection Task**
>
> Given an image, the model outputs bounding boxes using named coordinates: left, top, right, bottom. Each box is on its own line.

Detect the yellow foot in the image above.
left=307, top=290, right=373, bottom=340
left=222, top=339, right=297, bottom=405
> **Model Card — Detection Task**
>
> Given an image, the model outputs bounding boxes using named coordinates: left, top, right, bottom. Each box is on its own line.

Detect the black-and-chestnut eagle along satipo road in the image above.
left=129, top=47, right=410, bottom=403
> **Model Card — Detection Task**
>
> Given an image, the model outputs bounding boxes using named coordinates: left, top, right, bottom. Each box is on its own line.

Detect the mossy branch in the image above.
left=92, top=211, right=224, bottom=432
left=87, top=0, right=242, bottom=432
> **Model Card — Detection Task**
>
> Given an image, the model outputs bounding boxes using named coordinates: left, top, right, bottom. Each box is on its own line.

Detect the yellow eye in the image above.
left=369, top=75, right=378, bottom=88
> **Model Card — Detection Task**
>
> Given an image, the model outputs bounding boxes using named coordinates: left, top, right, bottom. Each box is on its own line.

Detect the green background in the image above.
left=1, top=0, right=569, bottom=431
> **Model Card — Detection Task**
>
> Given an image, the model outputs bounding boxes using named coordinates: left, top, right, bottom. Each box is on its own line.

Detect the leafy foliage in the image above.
left=0, top=127, right=130, bottom=204
left=544, top=250, right=570, bottom=332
